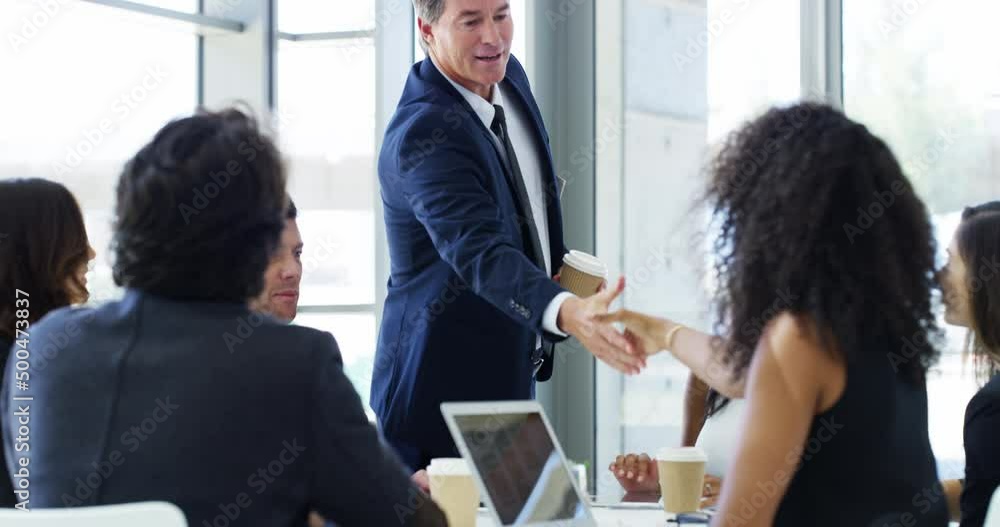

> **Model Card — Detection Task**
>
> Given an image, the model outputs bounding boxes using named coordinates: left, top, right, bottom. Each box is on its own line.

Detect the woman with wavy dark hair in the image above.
left=601, top=103, right=947, bottom=526
left=0, top=178, right=94, bottom=507
left=938, top=201, right=1000, bottom=527
left=0, top=179, right=93, bottom=336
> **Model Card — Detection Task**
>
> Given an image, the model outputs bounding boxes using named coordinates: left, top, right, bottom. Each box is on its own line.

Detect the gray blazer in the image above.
left=1, top=290, right=445, bottom=526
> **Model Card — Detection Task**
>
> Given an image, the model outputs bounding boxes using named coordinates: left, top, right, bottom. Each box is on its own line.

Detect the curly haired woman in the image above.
left=602, top=103, right=948, bottom=526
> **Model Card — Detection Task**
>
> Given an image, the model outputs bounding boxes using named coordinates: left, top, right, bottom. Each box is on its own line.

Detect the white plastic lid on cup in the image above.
left=656, top=447, right=707, bottom=462
left=562, top=250, right=608, bottom=278
left=427, top=457, right=473, bottom=476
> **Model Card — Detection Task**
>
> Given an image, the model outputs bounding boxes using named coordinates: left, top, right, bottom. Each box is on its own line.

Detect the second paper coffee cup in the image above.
left=656, top=447, right=707, bottom=514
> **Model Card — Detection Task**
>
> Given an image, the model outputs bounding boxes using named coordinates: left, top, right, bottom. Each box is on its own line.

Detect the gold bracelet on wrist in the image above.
left=665, top=323, right=687, bottom=351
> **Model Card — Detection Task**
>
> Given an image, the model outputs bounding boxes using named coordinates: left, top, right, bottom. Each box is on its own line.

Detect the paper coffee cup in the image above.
left=428, top=458, right=479, bottom=527
left=656, top=447, right=707, bottom=514
left=559, top=250, right=607, bottom=298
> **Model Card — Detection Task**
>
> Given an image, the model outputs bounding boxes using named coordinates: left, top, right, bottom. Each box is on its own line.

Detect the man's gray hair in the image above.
left=412, top=0, right=446, bottom=23
left=413, top=0, right=445, bottom=53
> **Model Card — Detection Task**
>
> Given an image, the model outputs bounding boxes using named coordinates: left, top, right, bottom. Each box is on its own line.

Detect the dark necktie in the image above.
left=490, top=105, right=546, bottom=270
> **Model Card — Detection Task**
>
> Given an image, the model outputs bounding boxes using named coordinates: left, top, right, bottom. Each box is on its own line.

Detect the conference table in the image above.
left=475, top=509, right=965, bottom=526
left=471, top=493, right=686, bottom=526
left=467, top=490, right=966, bottom=526
left=474, top=504, right=674, bottom=526
left=473, top=504, right=966, bottom=526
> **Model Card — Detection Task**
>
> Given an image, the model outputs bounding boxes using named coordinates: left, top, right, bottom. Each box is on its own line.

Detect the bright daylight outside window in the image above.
left=618, top=0, right=799, bottom=455
left=277, top=1, right=379, bottom=410
left=0, top=0, right=198, bottom=306
left=844, top=0, right=1000, bottom=479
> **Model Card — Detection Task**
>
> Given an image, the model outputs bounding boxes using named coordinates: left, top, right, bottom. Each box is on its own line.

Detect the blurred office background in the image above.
left=3, top=0, right=998, bottom=496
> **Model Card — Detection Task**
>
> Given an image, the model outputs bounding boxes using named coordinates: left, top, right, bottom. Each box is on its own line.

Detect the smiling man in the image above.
left=373, top=0, right=644, bottom=473
left=251, top=200, right=303, bottom=322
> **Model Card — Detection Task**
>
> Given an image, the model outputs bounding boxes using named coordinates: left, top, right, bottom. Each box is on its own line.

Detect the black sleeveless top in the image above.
left=773, top=338, right=948, bottom=526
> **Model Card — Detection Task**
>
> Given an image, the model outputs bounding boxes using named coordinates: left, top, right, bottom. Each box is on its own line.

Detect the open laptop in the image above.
left=441, top=401, right=597, bottom=527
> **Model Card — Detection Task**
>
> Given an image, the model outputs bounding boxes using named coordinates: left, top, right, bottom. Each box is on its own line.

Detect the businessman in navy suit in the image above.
left=373, top=0, right=646, bottom=472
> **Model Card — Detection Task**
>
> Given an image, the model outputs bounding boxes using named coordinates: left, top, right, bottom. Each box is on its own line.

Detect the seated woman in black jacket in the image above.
left=940, top=201, right=1000, bottom=527
left=0, top=178, right=94, bottom=507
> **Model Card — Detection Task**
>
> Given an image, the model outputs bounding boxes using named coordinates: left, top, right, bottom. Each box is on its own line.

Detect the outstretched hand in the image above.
left=557, top=277, right=647, bottom=374
left=594, top=309, right=672, bottom=356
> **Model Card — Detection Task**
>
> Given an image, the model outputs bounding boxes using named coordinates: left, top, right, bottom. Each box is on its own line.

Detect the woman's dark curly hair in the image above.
left=112, top=107, right=287, bottom=302
left=704, top=103, right=940, bottom=403
left=0, top=179, right=90, bottom=340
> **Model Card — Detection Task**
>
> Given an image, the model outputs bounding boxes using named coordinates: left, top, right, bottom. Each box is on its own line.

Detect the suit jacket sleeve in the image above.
left=394, top=113, right=566, bottom=333
left=0, top=343, right=18, bottom=506
left=306, top=332, right=446, bottom=526
left=960, top=386, right=1000, bottom=527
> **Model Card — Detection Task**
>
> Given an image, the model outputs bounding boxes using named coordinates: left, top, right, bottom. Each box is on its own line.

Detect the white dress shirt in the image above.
left=431, top=58, right=573, bottom=337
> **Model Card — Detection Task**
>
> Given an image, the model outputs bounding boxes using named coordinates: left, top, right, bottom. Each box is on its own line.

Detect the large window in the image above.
left=0, top=0, right=198, bottom=305
left=597, top=0, right=999, bottom=491
left=2, top=0, right=527, bottom=415
left=844, top=0, right=1000, bottom=479
left=613, top=0, right=799, bottom=471
left=276, top=2, right=380, bottom=410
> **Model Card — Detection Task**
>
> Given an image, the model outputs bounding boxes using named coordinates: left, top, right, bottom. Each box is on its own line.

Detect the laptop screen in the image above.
left=452, top=411, right=588, bottom=525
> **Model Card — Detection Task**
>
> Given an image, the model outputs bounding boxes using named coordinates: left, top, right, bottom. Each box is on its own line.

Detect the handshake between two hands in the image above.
left=554, top=275, right=673, bottom=375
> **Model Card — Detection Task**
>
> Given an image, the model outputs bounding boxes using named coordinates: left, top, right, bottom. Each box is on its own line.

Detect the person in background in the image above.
left=939, top=201, right=1000, bottom=527
left=250, top=199, right=303, bottom=323
left=609, top=373, right=744, bottom=507
left=600, top=103, right=948, bottom=526
left=245, top=201, right=434, bottom=525
left=0, top=109, right=446, bottom=526
left=0, top=178, right=94, bottom=508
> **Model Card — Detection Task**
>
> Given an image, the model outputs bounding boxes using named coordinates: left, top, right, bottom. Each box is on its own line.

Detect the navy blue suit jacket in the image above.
left=1, top=291, right=445, bottom=526
left=372, top=56, right=568, bottom=470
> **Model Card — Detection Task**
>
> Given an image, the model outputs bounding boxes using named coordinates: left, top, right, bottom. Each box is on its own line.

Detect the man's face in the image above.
left=252, top=219, right=303, bottom=322
left=419, top=0, right=514, bottom=99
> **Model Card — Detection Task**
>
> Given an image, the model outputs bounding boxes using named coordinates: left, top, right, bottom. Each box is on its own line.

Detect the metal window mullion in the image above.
left=374, top=0, right=415, bottom=328
left=296, top=304, right=376, bottom=314
left=801, top=0, right=844, bottom=108
left=200, top=0, right=274, bottom=115
left=279, top=30, right=376, bottom=42
left=593, top=0, right=626, bottom=499
left=826, top=0, right=844, bottom=109
left=82, top=0, right=244, bottom=33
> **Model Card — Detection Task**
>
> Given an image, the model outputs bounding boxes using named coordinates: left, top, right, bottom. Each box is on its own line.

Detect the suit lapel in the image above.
left=419, top=58, right=564, bottom=274
left=419, top=59, right=514, bottom=181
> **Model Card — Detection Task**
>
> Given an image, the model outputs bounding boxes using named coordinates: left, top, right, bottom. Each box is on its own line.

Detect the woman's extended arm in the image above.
left=596, top=310, right=746, bottom=398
